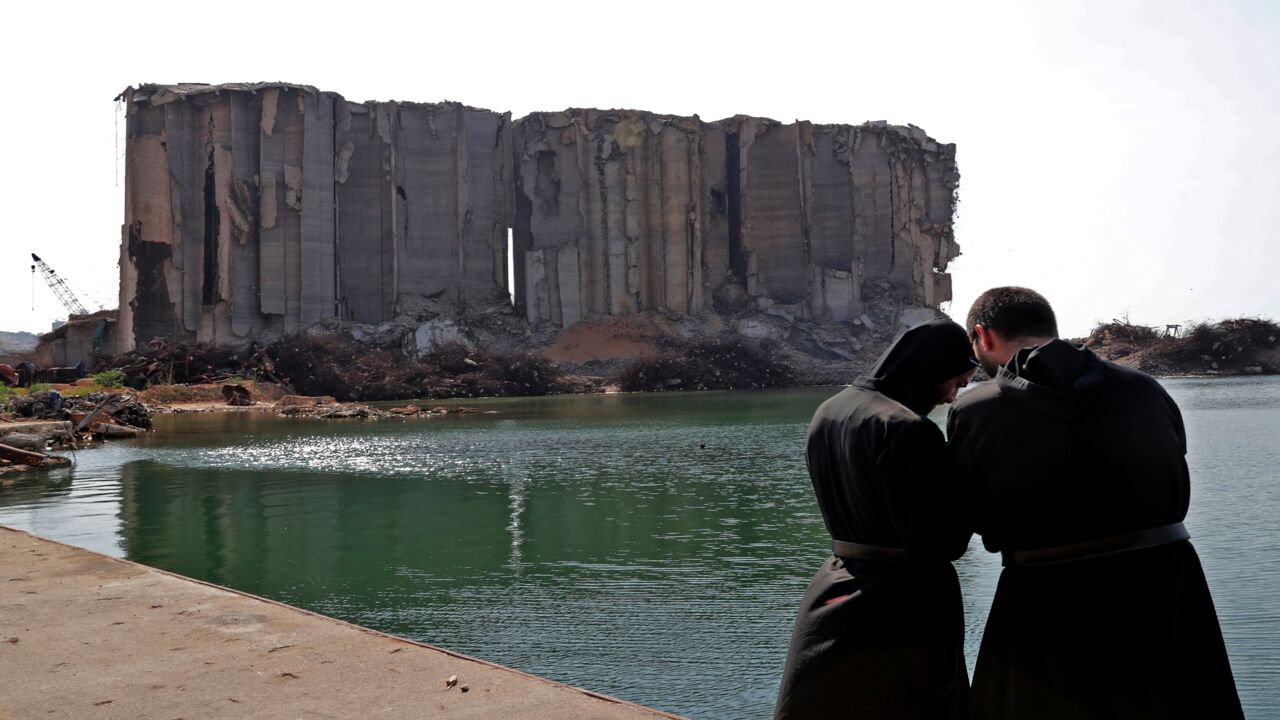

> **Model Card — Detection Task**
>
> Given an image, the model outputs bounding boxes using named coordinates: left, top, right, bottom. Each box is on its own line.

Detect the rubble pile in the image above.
left=105, top=339, right=287, bottom=389
left=1083, top=322, right=1162, bottom=359
left=266, top=335, right=566, bottom=401
left=1084, top=318, right=1280, bottom=376
left=92, top=276, right=952, bottom=401
left=0, top=390, right=153, bottom=475
left=277, top=402, right=383, bottom=419
left=5, top=391, right=153, bottom=431
left=387, top=405, right=483, bottom=417
left=617, top=338, right=796, bottom=392
left=270, top=396, right=485, bottom=421
left=0, top=440, right=71, bottom=475
left=97, top=333, right=570, bottom=402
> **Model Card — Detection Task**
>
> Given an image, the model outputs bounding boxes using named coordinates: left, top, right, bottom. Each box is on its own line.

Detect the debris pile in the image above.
left=386, top=405, right=484, bottom=417
left=104, top=339, right=287, bottom=389
left=268, top=396, right=487, bottom=420
left=278, top=403, right=383, bottom=419
left=0, top=441, right=71, bottom=475
left=0, top=391, right=154, bottom=476
left=1080, top=322, right=1162, bottom=359
left=273, top=395, right=374, bottom=418
left=221, top=384, right=252, bottom=406
left=4, top=391, right=153, bottom=431
left=100, top=335, right=568, bottom=402
left=617, top=338, right=796, bottom=392
left=273, top=395, right=337, bottom=409
left=1084, top=318, right=1280, bottom=376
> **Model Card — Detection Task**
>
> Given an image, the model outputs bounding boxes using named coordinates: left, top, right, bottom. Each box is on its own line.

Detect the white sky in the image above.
left=2, top=0, right=1276, bottom=338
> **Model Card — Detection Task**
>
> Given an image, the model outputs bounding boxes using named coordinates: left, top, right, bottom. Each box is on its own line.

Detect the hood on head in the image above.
left=996, top=339, right=1104, bottom=419
left=856, top=318, right=978, bottom=394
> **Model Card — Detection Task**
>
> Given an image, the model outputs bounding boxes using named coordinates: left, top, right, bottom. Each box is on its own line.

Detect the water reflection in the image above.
left=0, top=466, right=74, bottom=503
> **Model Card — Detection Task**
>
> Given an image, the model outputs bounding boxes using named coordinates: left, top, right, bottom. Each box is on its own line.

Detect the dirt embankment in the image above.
left=1081, top=318, right=1279, bottom=377
left=138, top=381, right=289, bottom=406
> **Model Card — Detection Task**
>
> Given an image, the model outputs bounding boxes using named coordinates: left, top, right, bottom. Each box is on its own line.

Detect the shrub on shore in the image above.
left=92, top=370, right=125, bottom=388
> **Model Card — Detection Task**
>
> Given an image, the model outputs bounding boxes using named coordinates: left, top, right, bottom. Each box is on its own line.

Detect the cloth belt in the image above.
left=832, top=539, right=920, bottom=563
left=1001, top=522, right=1189, bottom=568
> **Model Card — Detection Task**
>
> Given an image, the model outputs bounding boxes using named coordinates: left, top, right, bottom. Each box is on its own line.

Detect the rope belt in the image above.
left=832, top=539, right=921, bottom=563
left=1001, top=522, right=1189, bottom=568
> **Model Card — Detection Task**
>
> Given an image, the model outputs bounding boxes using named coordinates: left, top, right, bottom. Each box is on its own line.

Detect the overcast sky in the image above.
left=2, top=0, right=1276, bottom=338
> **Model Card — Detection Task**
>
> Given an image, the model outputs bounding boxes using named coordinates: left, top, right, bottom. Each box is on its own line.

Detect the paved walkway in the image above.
left=0, top=526, right=683, bottom=719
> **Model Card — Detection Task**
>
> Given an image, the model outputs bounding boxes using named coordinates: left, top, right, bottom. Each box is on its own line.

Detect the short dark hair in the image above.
left=965, top=287, right=1058, bottom=341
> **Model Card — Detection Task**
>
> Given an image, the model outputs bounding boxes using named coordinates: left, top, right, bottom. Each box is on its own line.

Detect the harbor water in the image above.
left=1, top=376, right=1276, bottom=718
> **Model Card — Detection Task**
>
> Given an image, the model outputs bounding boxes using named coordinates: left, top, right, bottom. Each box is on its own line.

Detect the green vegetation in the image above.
left=92, top=370, right=125, bottom=388
left=1, top=378, right=117, bottom=403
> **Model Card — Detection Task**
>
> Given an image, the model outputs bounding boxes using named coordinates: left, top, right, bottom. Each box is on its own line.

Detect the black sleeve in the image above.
left=947, top=405, right=996, bottom=553
left=876, top=419, right=972, bottom=560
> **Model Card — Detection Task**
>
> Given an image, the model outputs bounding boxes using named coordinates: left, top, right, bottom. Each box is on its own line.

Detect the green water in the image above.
left=1, top=380, right=1277, bottom=719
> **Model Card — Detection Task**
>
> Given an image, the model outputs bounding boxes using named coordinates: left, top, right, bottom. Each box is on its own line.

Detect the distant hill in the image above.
left=0, top=330, right=39, bottom=354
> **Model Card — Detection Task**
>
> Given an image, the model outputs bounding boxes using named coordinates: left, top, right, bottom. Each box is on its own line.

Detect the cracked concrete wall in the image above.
left=513, top=110, right=715, bottom=326
left=119, top=84, right=513, bottom=348
left=513, top=112, right=959, bottom=328
left=119, top=83, right=958, bottom=347
left=737, top=119, right=960, bottom=322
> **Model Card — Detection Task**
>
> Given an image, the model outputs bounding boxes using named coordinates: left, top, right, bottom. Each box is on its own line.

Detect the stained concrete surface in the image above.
left=0, top=526, right=682, bottom=720
left=117, top=83, right=958, bottom=350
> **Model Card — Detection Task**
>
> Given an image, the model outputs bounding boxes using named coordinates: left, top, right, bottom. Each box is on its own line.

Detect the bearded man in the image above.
left=948, top=287, right=1242, bottom=719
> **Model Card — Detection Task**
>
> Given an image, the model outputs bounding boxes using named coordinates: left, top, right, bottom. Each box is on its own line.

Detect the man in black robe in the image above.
left=775, top=319, right=977, bottom=720
left=947, top=287, right=1242, bottom=719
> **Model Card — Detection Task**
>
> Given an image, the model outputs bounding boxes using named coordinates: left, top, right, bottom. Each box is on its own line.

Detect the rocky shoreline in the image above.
left=0, top=382, right=499, bottom=477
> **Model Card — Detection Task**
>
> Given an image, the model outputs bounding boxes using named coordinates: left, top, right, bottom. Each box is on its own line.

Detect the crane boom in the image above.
left=31, top=253, right=89, bottom=316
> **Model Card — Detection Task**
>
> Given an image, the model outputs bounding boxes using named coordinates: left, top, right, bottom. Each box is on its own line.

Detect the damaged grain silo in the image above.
left=511, top=110, right=959, bottom=328
left=116, top=83, right=960, bottom=368
left=118, top=83, right=512, bottom=349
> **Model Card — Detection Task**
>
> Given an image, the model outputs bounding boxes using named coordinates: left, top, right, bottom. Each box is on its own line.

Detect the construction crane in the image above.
left=31, top=253, right=89, bottom=316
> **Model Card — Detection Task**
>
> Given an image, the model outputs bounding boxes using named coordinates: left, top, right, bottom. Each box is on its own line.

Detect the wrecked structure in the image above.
left=513, top=111, right=958, bottom=327
left=120, top=83, right=513, bottom=346
left=117, top=83, right=960, bottom=363
left=32, top=309, right=117, bottom=368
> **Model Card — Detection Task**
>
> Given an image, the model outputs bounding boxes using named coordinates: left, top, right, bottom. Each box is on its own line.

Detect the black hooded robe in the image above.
left=947, top=340, right=1242, bottom=720
left=775, top=321, right=975, bottom=720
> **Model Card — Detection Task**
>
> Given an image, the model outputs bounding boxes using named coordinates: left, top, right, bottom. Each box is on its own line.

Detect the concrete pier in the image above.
left=0, top=526, right=682, bottom=719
